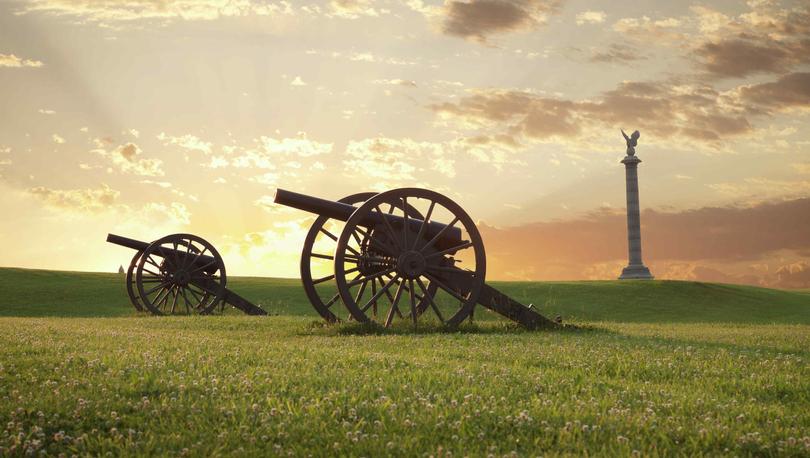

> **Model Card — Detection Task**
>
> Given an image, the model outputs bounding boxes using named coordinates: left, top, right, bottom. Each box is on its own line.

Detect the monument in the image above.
left=618, top=129, right=654, bottom=280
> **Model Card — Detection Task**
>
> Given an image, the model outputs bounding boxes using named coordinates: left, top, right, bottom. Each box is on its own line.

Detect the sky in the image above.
left=0, top=0, right=809, bottom=288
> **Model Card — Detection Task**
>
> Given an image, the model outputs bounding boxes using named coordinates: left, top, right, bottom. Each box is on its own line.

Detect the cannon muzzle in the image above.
left=273, top=188, right=464, bottom=248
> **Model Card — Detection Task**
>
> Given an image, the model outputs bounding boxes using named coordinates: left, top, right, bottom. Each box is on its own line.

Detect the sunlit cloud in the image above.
left=0, top=53, right=43, bottom=68
left=94, top=142, right=164, bottom=177
left=575, top=10, right=605, bottom=25
left=16, top=0, right=294, bottom=25
left=27, top=184, right=119, bottom=213
left=329, top=0, right=381, bottom=19
left=157, top=132, right=213, bottom=155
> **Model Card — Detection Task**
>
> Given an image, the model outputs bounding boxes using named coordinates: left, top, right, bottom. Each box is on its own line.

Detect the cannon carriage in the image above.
left=107, top=233, right=266, bottom=316
left=107, top=187, right=560, bottom=329
left=276, top=187, right=560, bottom=329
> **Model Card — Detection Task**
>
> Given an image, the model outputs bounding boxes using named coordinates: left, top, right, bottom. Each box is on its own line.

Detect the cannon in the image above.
left=276, top=187, right=560, bottom=329
left=106, top=233, right=266, bottom=316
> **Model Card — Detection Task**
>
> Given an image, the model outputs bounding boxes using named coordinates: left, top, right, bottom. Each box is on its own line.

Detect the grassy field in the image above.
left=0, top=268, right=809, bottom=456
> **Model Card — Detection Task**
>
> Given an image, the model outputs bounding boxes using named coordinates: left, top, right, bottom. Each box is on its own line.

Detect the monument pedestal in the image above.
left=619, top=154, right=653, bottom=280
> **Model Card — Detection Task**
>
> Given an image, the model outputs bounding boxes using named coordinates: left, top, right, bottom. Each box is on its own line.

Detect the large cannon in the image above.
left=106, top=233, right=266, bottom=316
left=276, top=187, right=560, bottom=329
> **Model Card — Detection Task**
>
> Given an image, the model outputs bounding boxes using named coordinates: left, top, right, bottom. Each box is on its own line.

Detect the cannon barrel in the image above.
left=106, top=233, right=219, bottom=268
left=106, top=233, right=151, bottom=252
left=273, top=189, right=464, bottom=248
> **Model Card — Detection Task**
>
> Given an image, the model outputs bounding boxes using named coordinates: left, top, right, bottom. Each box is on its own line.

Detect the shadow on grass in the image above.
left=301, top=319, right=605, bottom=337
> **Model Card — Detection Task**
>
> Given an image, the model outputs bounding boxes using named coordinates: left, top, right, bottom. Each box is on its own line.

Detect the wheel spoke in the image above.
left=361, top=275, right=399, bottom=313
left=313, top=273, right=335, bottom=285
left=384, top=280, right=405, bottom=328
left=319, top=226, right=338, bottom=242
left=419, top=216, right=460, bottom=254
left=181, top=287, right=192, bottom=313
left=144, top=280, right=172, bottom=296
left=412, top=200, right=436, bottom=251
left=402, top=197, right=408, bottom=249
left=170, top=286, right=179, bottom=314
left=186, top=246, right=209, bottom=272
left=416, top=277, right=444, bottom=324
left=346, top=267, right=395, bottom=288
left=310, top=252, right=333, bottom=261
left=354, top=279, right=368, bottom=305
left=374, top=205, right=402, bottom=252
left=142, top=267, right=163, bottom=278
left=324, top=293, right=340, bottom=309
left=424, top=241, right=474, bottom=260
left=188, top=260, right=216, bottom=275
left=408, top=278, right=417, bottom=326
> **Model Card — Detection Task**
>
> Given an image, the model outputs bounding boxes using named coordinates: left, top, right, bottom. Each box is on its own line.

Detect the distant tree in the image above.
left=118, top=265, right=125, bottom=274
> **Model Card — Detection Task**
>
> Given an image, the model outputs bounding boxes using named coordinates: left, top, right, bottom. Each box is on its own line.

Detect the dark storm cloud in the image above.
left=441, top=0, right=562, bottom=41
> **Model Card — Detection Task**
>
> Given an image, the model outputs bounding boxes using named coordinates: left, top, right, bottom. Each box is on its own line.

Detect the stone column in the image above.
left=619, top=155, right=654, bottom=280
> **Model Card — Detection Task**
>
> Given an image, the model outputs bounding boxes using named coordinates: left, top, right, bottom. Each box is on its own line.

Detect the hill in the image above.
left=0, top=267, right=807, bottom=323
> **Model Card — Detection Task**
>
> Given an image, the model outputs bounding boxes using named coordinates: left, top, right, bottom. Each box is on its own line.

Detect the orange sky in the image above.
left=0, top=0, right=809, bottom=287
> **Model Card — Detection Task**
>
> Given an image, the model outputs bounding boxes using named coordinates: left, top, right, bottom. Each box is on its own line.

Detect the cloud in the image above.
left=27, top=183, right=191, bottom=226
left=343, top=137, right=456, bottom=182
left=612, top=15, right=685, bottom=43
left=38, top=109, right=55, bottom=115
left=94, top=142, right=164, bottom=176
left=430, top=70, right=810, bottom=147
left=17, top=0, right=293, bottom=25
left=157, top=132, right=213, bottom=154
left=212, top=134, right=332, bottom=170
left=690, top=3, right=810, bottom=78
left=52, top=134, right=65, bottom=144
left=735, top=72, right=810, bottom=112
left=441, top=0, right=563, bottom=42
left=329, top=0, right=380, bottom=19
left=0, top=53, right=44, bottom=68
left=696, top=37, right=810, bottom=79
left=290, top=76, right=307, bottom=86
left=479, top=197, right=810, bottom=286
left=590, top=43, right=645, bottom=63
left=28, top=184, right=119, bottom=213
left=575, top=10, right=605, bottom=25
left=373, top=79, right=418, bottom=87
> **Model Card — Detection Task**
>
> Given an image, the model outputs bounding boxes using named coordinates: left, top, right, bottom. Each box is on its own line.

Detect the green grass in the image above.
left=1, top=267, right=809, bottom=323
left=0, top=267, right=808, bottom=456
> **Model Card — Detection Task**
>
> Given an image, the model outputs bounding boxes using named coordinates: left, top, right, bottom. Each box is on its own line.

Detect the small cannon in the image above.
left=106, top=233, right=266, bottom=316
left=276, top=187, right=560, bottom=329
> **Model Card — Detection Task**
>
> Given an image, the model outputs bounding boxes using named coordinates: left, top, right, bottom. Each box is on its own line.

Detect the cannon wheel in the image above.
left=333, top=188, right=485, bottom=328
left=301, top=192, right=437, bottom=323
left=125, top=251, right=146, bottom=312
left=135, top=233, right=227, bottom=315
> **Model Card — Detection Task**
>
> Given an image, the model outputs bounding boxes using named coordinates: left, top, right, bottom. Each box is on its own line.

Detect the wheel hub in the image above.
left=397, top=250, right=426, bottom=279
left=174, top=269, right=191, bottom=286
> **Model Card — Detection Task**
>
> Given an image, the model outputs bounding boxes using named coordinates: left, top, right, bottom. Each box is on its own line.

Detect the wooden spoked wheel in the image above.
left=301, top=192, right=437, bottom=323
left=135, top=233, right=226, bottom=315
left=125, top=251, right=146, bottom=312
left=334, top=188, right=485, bottom=328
